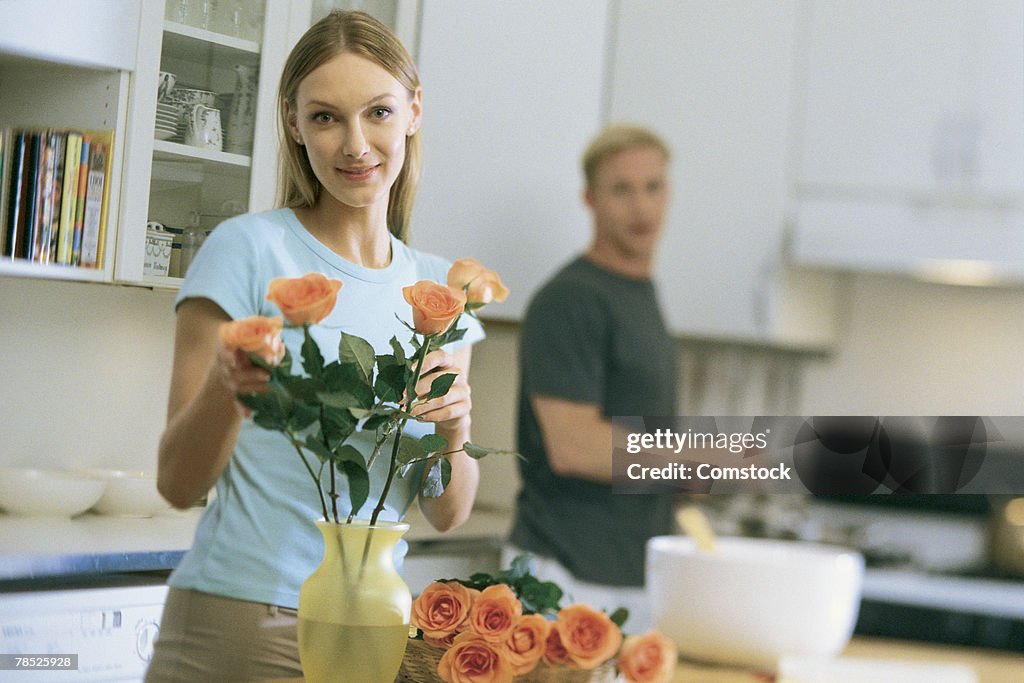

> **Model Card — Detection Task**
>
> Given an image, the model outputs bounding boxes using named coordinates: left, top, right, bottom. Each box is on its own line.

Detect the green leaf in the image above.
left=374, top=363, right=407, bottom=403
left=362, top=413, right=391, bottom=432
left=281, top=376, right=324, bottom=401
left=418, top=433, right=448, bottom=455
left=303, top=434, right=334, bottom=464
left=338, top=332, right=375, bottom=383
left=608, top=607, right=630, bottom=628
left=389, top=336, right=407, bottom=365
left=287, top=401, right=319, bottom=432
left=420, top=458, right=451, bottom=498
left=430, top=325, right=467, bottom=351
left=516, top=577, right=564, bottom=615
left=321, top=405, right=357, bottom=444
left=500, top=554, right=534, bottom=582
left=332, top=444, right=366, bottom=467
left=321, top=362, right=374, bottom=408
left=462, top=442, right=522, bottom=460
left=396, top=433, right=424, bottom=465
left=426, top=373, right=457, bottom=399
left=338, top=461, right=370, bottom=517
left=300, top=326, right=324, bottom=379
left=239, top=390, right=289, bottom=431
left=317, top=391, right=361, bottom=410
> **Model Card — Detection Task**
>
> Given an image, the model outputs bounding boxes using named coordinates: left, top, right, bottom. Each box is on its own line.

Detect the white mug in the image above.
left=185, top=104, right=222, bottom=151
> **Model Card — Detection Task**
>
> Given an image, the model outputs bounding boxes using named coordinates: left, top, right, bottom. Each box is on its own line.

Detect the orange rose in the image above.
left=412, top=581, right=477, bottom=642
left=446, top=258, right=509, bottom=307
left=219, top=316, right=285, bottom=366
left=554, top=604, right=623, bottom=670
left=402, top=280, right=467, bottom=336
left=616, top=630, right=677, bottom=683
left=503, top=613, right=551, bottom=675
left=437, top=631, right=514, bottom=683
left=542, top=626, right=571, bottom=667
left=265, top=273, right=342, bottom=325
left=467, top=584, right=523, bottom=643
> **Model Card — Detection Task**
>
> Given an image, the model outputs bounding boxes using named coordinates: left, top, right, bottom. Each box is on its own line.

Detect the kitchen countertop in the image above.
left=0, top=505, right=512, bottom=584
left=0, top=508, right=204, bottom=581
left=262, top=635, right=1024, bottom=683
left=673, top=636, right=1024, bottom=682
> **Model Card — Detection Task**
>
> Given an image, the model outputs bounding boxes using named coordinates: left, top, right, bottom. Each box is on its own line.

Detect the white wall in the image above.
left=0, top=279, right=177, bottom=471
left=472, top=273, right=1024, bottom=509
left=798, top=273, right=1024, bottom=416
left=2, top=263, right=1022, bottom=508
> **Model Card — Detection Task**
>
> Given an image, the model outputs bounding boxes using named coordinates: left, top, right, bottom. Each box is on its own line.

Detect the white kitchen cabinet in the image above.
left=797, top=0, right=1023, bottom=197
left=790, top=0, right=1024, bottom=283
left=0, top=1, right=137, bottom=282
left=116, top=0, right=298, bottom=286
left=607, top=1, right=809, bottom=340
left=0, top=0, right=304, bottom=287
left=410, top=0, right=610, bottom=321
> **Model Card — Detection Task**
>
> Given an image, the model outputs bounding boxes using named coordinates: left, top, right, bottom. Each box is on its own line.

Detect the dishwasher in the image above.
left=0, top=579, right=169, bottom=682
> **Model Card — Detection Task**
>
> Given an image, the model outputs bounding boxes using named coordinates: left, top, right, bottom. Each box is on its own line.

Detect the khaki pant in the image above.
left=144, top=588, right=302, bottom=683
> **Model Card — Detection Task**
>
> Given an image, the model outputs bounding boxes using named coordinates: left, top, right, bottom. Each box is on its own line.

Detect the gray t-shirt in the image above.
left=510, top=256, right=678, bottom=586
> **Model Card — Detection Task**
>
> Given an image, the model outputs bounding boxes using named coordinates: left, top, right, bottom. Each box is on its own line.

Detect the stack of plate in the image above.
left=155, top=102, right=181, bottom=141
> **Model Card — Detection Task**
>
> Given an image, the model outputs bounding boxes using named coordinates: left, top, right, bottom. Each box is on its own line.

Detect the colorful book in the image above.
left=7, top=131, right=31, bottom=259
left=46, top=131, right=67, bottom=263
left=71, top=137, right=90, bottom=266
left=22, top=131, right=43, bottom=261
left=79, top=136, right=109, bottom=269
left=0, top=129, right=12, bottom=257
left=90, top=131, right=114, bottom=269
left=56, top=131, right=82, bottom=264
left=36, top=130, right=62, bottom=263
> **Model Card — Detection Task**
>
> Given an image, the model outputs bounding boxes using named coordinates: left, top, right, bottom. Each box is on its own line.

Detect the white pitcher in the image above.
left=185, top=103, right=222, bottom=151
left=225, top=63, right=257, bottom=154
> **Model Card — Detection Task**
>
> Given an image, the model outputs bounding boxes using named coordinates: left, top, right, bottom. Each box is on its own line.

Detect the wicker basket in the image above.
left=396, top=637, right=616, bottom=683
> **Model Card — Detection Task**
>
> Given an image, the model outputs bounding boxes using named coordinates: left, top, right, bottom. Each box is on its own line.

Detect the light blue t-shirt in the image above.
left=168, top=208, right=483, bottom=608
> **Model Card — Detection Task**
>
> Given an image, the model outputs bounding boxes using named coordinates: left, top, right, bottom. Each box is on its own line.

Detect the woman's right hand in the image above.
left=214, top=344, right=272, bottom=417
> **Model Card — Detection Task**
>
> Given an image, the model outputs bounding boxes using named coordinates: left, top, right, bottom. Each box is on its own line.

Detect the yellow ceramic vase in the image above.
left=297, top=519, right=412, bottom=683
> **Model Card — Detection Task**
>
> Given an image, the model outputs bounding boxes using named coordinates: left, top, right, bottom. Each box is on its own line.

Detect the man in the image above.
left=508, top=124, right=678, bottom=629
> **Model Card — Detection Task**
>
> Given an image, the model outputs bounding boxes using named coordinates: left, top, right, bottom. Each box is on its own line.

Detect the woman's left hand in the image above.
left=409, top=348, right=472, bottom=436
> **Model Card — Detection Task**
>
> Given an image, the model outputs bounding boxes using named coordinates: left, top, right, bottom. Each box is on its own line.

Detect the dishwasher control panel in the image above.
left=0, top=584, right=168, bottom=682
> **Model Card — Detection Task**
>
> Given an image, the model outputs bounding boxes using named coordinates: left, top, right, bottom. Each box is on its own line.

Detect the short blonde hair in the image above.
left=582, top=124, right=671, bottom=188
left=277, top=10, right=421, bottom=242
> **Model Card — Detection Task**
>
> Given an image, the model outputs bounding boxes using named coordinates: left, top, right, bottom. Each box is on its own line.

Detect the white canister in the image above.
left=144, top=225, right=173, bottom=277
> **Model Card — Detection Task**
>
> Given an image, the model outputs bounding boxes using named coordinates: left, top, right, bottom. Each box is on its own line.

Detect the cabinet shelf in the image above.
left=140, top=273, right=184, bottom=289
left=153, top=139, right=251, bottom=170
left=0, top=259, right=109, bottom=282
left=162, top=21, right=260, bottom=55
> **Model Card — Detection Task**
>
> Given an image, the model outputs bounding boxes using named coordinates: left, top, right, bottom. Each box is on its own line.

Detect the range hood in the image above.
left=788, top=191, right=1024, bottom=287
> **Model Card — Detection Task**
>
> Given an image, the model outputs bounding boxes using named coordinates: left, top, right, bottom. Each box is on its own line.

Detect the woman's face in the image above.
left=287, top=52, right=421, bottom=213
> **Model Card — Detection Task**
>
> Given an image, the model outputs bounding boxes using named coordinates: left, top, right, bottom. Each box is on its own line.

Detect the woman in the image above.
left=145, top=11, right=482, bottom=681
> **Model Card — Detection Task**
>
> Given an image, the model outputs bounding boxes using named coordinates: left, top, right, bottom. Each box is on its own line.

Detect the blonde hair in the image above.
left=276, top=10, right=421, bottom=243
left=582, top=124, right=671, bottom=189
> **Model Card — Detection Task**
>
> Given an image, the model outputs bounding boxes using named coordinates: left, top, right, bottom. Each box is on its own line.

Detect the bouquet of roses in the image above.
left=406, top=555, right=677, bottom=683
left=218, top=258, right=512, bottom=526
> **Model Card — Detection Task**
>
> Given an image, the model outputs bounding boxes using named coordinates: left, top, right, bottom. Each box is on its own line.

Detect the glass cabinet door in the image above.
left=142, top=0, right=268, bottom=282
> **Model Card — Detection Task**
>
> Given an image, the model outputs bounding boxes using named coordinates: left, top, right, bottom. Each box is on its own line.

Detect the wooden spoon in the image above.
left=675, top=505, right=717, bottom=553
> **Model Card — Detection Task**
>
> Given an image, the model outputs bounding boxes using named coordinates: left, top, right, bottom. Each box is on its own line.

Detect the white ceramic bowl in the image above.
left=85, top=469, right=169, bottom=517
left=0, top=468, right=106, bottom=518
left=646, top=535, right=864, bottom=670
